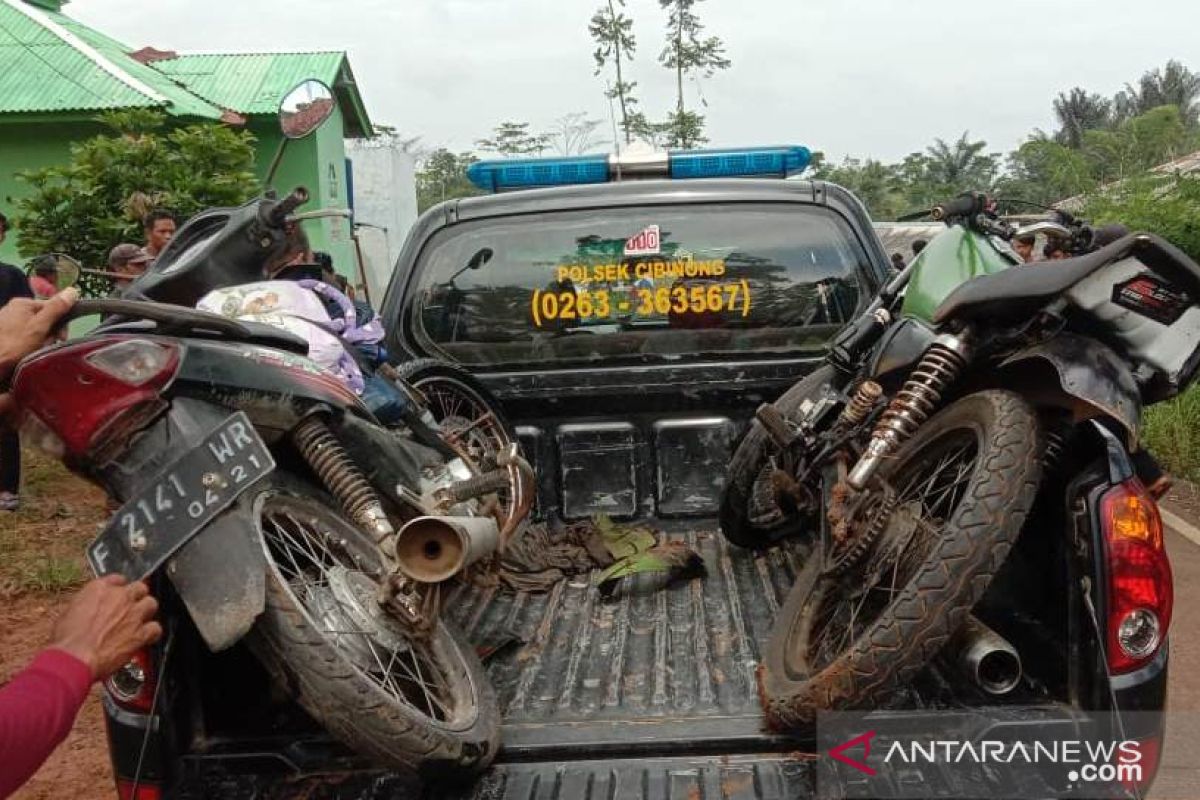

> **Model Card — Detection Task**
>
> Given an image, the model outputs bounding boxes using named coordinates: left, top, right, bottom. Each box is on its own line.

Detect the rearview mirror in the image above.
left=26, top=253, right=81, bottom=296
left=279, top=80, right=335, bottom=140
left=467, top=248, right=494, bottom=271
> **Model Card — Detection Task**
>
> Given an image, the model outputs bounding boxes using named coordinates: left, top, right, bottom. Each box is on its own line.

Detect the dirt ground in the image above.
left=1, top=452, right=113, bottom=799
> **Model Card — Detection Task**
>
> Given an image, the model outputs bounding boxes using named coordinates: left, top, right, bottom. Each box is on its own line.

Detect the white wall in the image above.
left=347, top=140, right=418, bottom=306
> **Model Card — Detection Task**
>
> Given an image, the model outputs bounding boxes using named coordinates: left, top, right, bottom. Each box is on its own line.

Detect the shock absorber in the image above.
left=839, top=380, right=884, bottom=427
left=847, top=334, right=970, bottom=490
left=293, top=417, right=395, bottom=547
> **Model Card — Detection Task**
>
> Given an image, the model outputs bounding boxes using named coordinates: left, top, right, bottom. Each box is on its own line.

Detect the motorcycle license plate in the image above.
left=87, top=412, right=275, bottom=580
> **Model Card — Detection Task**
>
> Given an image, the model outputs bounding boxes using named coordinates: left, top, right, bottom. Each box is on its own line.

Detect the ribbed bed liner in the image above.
left=446, top=526, right=808, bottom=755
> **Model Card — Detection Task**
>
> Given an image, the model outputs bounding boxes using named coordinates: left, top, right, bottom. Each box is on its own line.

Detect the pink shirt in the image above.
left=0, top=649, right=93, bottom=798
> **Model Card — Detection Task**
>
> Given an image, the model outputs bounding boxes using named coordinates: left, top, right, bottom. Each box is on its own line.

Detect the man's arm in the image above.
left=0, top=650, right=92, bottom=798
left=0, top=576, right=161, bottom=797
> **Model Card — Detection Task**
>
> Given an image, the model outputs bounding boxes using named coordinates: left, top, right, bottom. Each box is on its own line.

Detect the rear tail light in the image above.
left=105, top=646, right=157, bottom=714
left=116, top=779, right=162, bottom=800
left=11, top=337, right=180, bottom=458
left=1100, top=479, right=1173, bottom=674
left=1120, top=736, right=1162, bottom=796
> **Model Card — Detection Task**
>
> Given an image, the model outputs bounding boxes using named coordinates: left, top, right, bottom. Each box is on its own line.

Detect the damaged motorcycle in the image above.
left=5, top=80, right=533, bottom=776
left=720, top=192, right=1197, bottom=728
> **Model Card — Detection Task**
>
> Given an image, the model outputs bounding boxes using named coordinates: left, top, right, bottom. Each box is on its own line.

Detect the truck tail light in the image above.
left=1101, top=479, right=1173, bottom=674
left=116, top=780, right=162, bottom=800
left=105, top=646, right=158, bottom=714
left=11, top=337, right=179, bottom=459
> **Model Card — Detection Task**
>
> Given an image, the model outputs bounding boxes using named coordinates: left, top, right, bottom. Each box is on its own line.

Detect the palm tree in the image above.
left=1114, top=60, right=1200, bottom=129
left=1053, top=88, right=1113, bottom=149
left=923, top=132, right=1000, bottom=191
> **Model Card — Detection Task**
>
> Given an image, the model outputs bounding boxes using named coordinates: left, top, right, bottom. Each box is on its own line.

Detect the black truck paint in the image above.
left=100, top=179, right=1168, bottom=799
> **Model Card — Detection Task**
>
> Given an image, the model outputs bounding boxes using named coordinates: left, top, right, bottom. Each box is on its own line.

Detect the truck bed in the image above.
left=441, top=526, right=814, bottom=797
left=449, top=527, right=805, bottom=753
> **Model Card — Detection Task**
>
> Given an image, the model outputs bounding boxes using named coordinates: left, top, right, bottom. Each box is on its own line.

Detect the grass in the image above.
left=0, top=450, right=107, bottom=597
left=1143, top=385, right=1200, bottom=483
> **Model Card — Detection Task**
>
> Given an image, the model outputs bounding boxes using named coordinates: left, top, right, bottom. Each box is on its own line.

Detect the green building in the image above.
left=0, top=0, right=372, bottom=271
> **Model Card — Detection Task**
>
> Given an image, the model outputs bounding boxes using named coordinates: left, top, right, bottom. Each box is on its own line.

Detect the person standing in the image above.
left=1012, top=232, right=1037, bottom=263
left=0, top=211, right=33, bottom=511
left=141, top=210, right=176, bottom=264
left=107, top=244, right=151, bottom=293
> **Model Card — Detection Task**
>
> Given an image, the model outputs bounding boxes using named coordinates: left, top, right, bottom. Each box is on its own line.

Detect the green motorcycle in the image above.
left=720, top=192, right=1200, bottom=727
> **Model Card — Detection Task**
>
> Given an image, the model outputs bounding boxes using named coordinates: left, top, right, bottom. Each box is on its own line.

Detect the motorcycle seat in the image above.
left=99, top=316, right=310, bottom=355
left=932, top=233, right=1200, bottom=324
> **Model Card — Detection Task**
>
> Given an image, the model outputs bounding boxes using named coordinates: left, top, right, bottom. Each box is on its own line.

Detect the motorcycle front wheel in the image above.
left=760, top=390, right=1042, bottom=729
left=247, top=476, right=499, bottom=777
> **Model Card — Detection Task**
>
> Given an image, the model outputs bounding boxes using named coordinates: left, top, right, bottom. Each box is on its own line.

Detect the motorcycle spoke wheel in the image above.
left=259, top=499, right=467, bottom=725
left=414, top=377, right=509, bottom=467
left=802, top=431, right=979, bottom=673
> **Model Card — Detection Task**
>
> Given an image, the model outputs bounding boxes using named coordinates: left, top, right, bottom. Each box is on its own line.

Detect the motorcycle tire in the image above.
left=719, top=364, right=837, bottom=549
left=392, top=358, right=515, bottom=460
left=247, top=474, right=500, bottom=777
left=760, top=390, right=1042, bottom=729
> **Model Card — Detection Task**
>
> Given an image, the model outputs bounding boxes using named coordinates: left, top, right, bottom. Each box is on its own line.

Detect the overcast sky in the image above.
left=72, top=0, right=1198, bottom=163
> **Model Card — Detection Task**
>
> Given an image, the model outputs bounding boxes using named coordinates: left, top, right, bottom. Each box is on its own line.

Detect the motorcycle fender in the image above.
left=168, top=497, right=266, bottom=652
left=1000, top=334, right=1141, bottom=446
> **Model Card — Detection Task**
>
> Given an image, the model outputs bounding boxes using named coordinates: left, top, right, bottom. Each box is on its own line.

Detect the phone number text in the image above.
left=531, top=281, right=752, bottom=327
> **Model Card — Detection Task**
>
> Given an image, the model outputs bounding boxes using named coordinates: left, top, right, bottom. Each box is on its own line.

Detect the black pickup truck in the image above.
left=104, top=176, right=1169, bottom=799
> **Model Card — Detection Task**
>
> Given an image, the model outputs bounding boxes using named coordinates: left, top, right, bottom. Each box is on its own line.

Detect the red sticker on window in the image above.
left=624, top=225, right=661, bottom=256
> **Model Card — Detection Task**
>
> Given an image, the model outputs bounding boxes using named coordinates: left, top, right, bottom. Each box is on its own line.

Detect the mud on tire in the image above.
left=247, top=476, right=499, bottom=777
left=760, top=390, right=1042, bottom=729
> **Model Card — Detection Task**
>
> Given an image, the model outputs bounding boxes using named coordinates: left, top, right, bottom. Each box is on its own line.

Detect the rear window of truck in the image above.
left=407, top=203, right=871, bottom=368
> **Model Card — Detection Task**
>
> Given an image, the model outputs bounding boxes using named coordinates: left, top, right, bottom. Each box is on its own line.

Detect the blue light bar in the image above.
left=467, top=154, right=610, bottom=191
left=465, top=145, right=813, bottom=192
left=668, top=146, right=811, bottom=180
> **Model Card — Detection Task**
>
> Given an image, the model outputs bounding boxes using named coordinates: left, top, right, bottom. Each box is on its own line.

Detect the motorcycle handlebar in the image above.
left=931, top=193, right=986, bottom=222
left=267, top=187, right=310, bottom=226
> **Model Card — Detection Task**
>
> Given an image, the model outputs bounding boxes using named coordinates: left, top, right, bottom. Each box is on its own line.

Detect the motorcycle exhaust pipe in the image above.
left=393, top=515, right=500, bottom=583
left=948, top=615, right=1022, bottom=696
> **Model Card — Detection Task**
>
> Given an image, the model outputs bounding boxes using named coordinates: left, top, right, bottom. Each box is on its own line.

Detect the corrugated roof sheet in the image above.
left=153, top=51, right=345, bottom=114
left=0, top=0, right=221, bottom=117
left=153, top=51, right=373, bottom=136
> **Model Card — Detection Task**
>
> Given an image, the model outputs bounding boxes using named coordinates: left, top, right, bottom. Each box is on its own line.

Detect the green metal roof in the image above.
left=153, top=51, right=374, bottom=137
left=0, top=0, right=222, bottom=117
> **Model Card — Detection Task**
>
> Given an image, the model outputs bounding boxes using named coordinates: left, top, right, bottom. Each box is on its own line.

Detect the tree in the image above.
left=415, top=148, right=481, bottom=213
left=1114, top=60, right=1200, bottom=128
left=589, top=0, right=639, bottom=144
left=657, top=0, right=730, bottom=149
left=475, top=121, right=552, bottom=157
left=15, top=110, right=259, bottom=291
left=812, top=157, right=905, bottom=220
left=624, top=112, right=674, bottom=148
left=662, top=109, right=708, bottom=149
left=1053, top=88, right=1113, bottom=149
left=997, top=136, right=1096, bottom=206
left=360, top=124, right=430, bottom=159
left=921, top=132, right=1001, bottom=190
left=550, top=112, right=608, bottom=155
left=1083, top=105, right=1193, bottom=182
